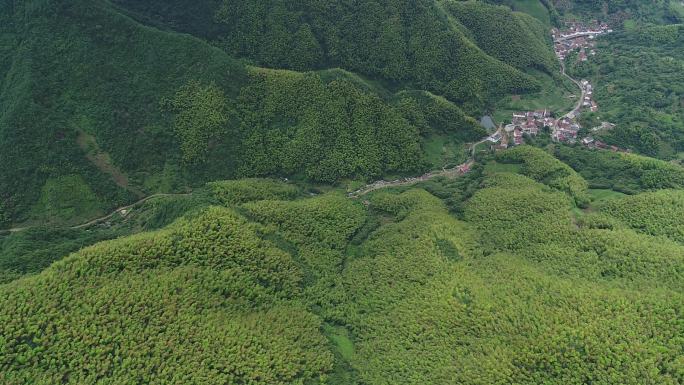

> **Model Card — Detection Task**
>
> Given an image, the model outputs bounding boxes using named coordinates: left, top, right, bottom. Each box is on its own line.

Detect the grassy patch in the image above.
left=77, top=131, right=144, bottom=197
left=623, top=19, right=638, bottom=31
left=494, top=70, right=576, bottom=123
left=484, top=161, right=523, bottom=175
left=423, top=134, right=468, bottom=169
left=670, top=2, right=684, bottom=18
left=324, top=325, right=355, bottom=361
left=588, top=189, right=627, bottom=202
left=30, top=175, right=104, bottom=225
left=511, top=0, right=551, bottom=26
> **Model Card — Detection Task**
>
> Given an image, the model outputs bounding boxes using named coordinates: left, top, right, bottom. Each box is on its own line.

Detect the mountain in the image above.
left=113, top=0, right=543, bottom=100
left=444, top=1, right=559, bottom=73
left=4, top=1, right=684, bottom=383
left=0, top=0, right=560, bottom=228
left=2, top=147, right=684, bottom=384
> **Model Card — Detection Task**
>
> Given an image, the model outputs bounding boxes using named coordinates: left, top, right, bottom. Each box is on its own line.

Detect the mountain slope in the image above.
left=113, top=0, right=543, bottom=104
left=443, top=0, right=559, bottom=74
left=2, top=153, right=684, bottom=384
left=0, top=0, right=453, bottom=227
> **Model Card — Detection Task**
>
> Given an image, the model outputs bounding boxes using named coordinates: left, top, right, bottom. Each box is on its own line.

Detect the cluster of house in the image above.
left=500, top=110, right=580, bottom=145
left=579, top=80, right=598, bottom=112
left=552, top=22, right=612, bottom=61
left=552, top=117, right=581, bottom=142
left=581, top=136, right=629, bottom=153
left=507, top=110, right=553, bottom=144
left=488, top=109, right=618, bottom=149
left=482, top=21, right=625, bottom=152
left=486, top=110, right=553, bottom=149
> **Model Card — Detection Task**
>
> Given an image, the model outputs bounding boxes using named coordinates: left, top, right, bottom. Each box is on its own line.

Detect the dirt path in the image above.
left=5, top=193, right=191, bottom=233
left=71, top=193, right=191, bottom=229
left=348, top=129, right=499, bottom=198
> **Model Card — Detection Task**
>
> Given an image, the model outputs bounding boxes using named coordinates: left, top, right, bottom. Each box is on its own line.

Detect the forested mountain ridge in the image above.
left=0, top=0, right=559, bottom=229
left=2, top=147, right=684, bottom=384
left=113, top=0, right=551, bottom=101
left=3, top=0, right=684, bottom=382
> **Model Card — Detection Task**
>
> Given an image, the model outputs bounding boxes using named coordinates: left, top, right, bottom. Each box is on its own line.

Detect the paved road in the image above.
left=560, top=62, right=586, bottom=119
left=554, top=31, right=605, bottom=42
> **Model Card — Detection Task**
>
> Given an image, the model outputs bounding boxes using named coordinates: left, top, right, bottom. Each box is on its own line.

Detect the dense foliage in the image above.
left=235, top=69, right=426, bottom=182
left=161, top=81, right=231, bottom=164
left=0, top=207, right=333, bottom=384
left=552, top=0, right=683, bottom=24
left=496, top=145, right=590, bottom=205
left=445, top=1, right=559, bottom=73
left=4, top=1, right=684, bottom=383
left=5, top=0, right=554, bottom=227
left=555, top=145, right=684, bottom=193
left=3, top=156, right=684, bottom=383
left=599, top=189, right=684, bottom=244
left=0, top=0, right=247, bottom=226
left=212, top=0, right=542, bottom=104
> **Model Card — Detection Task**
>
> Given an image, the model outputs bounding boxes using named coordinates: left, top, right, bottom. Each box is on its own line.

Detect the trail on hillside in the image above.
left=348, top=134, right=494, bottom=198
left=5, top=193, right=191, bottom=233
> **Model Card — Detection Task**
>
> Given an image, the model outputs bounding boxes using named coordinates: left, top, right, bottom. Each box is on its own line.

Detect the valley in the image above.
left=2, top=1, right=684, bottom=384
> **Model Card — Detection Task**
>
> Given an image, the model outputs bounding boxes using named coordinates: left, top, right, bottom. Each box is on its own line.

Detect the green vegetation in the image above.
left=0, top=207, right=333, bottom=384
left=568, top=24, right=684, bottom=158
left=5, top=1, right=684, bottom=383
left=30, top=175, right=104, bottom=225
left=587, top=188, right=627, bottom=202
left=212, top=0, right=541, bottom=104
left=208, top=178, right=299, bottom=205
left=496, top=145, right=590, bottom=206
left=445, top=1, right=558, bottom=73
left=6, top=0, right=561, bottom=227
left=484, top=161, right=523, bottom=174
left=511, top=0, right=552, bottom=25
left=3, top=154, right=684, bottom=383
left=555, top=145, right=684, bottom=193
left=599, top=190, right=684, bottom=244
left=553, top=0, right=683, bottom=24
left=493, top=70, right=576, bottom=123
left=161, top=80, right=231, bottom=164
left=235, top=69, right=426, bottom=182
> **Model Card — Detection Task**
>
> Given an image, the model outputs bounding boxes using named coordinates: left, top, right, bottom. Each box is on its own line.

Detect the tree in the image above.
left=162, top=81, right=231, bottom=164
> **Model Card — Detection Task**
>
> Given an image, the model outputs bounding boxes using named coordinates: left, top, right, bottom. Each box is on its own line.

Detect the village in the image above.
left=486, top=21, right=627, bottom=153
left=552, top=21, right=612, bottom=62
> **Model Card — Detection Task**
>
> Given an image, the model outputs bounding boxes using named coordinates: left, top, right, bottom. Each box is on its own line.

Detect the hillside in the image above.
left=113, top=0, right=544, bottom=102
left=551, top=0, right=684, bottom=24
left=2, top=148, right=684, bottom=384
left=444, top=0, right=559, bottom=73
left=4, top=2, right=684, bottom=383
left=0, top=0, right=567, bottom=229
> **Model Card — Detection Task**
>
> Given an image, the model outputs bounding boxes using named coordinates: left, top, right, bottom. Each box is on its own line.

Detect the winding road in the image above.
left=560, top=62, right=586, bottom=119
left=5, top=193, right=191, bottom=233
left=348, top=129, right=500, bottom=198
